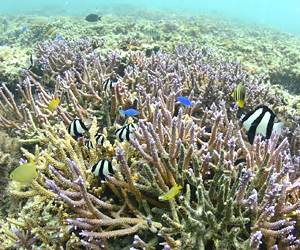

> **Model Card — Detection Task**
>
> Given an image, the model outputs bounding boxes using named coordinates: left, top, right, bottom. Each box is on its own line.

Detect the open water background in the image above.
left=1, top=0, right=300, bottom=36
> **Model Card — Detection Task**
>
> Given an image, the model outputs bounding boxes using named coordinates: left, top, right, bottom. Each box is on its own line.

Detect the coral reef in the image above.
left=1, top=37, right=300, bottom=250
left=1, top=11, right=300, bottom=95
left=0, top=132, right=22, bottom=217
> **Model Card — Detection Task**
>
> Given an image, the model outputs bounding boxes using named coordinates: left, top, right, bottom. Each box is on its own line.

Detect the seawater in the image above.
left=1, top=0, right=300, bottom=36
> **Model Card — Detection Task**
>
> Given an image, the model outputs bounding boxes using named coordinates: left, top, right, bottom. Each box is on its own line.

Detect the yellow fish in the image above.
left=164, top=184, right=183, bottom=200
left=48, top=98, right=60, bottom=111
left=231, top=82, right=246, bottom=108
left=10, top=162, right=37, bottom=183
left=126, top=44, right=140, bottom=51
left=31, top=17, right=51, bottom=24
left=46, top=27, right=58, bottom=37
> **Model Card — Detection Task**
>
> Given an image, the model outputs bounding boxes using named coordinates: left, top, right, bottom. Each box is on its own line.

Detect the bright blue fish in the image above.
left=20, top=41, right=24, bottom=44
left=56, top=35, right=63, bottom=40
left=124, top=109, right=139, bottom=116
left=119, top=109, right=139, bottom=116
left=21, top=26, right=27, bottom=31
left=177, top=96, right=193, bottom=107
left=2, top=43, right=6, bottom=46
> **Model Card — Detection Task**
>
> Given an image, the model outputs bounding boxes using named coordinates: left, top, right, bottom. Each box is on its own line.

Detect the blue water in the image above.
left=1, top=0, right=300, bottom=36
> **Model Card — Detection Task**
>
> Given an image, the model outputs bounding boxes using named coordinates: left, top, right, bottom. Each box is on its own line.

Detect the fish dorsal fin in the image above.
left=273, top=121, right=286, bottom=136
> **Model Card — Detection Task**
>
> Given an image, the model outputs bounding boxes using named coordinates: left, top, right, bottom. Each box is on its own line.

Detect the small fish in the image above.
left=56, top=35, right=63, bottom=40
left=164, top=184, right=183, bottom=200
left=31, top=17, right=51, bottom=24
left=10, top=162, right=37, bottom=183
left=85, top=14, right=101, bottom=22
left=29, top=54, right=34, bottom=65
left=241, top=105, right=286, bottom=144
left=68, top=118, right=89, bottom=137
left=231, top=82, right=246, bottom=108
left=115, top=123, right=135, bottom=142
left=119, top=109, right=139, bottom=116
left=28, top=54, right=36, bottom=70
left=20, top=41, right=24, bottom=44
left=91, top=40, right=101, bottom=50
left=21, top=26, right=27, bottom=31
left=177, top=96, right=193, bottom=107
left=85, top=133, right=105, bottom=150
left=46, top=27, right=58, bottom=36
left=1, top=43, right=6, bottom=46
left=102, top=79, right=112, bottom=90
left=48, top=98, right=60, bottom=111
left=144, top=29, right=161, bottom=37
left=91, top=159, right=119, bottom=181
left=125, top=44, right=140, bottom=51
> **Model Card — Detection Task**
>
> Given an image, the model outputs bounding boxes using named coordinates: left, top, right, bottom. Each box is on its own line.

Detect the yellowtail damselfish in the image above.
left=115, top=124, right=135, bottom=142
left=241, top=105, right=286, bottom=144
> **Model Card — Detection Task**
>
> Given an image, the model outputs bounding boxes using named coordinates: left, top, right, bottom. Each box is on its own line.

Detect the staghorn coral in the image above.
left=1, top=41, right=300, bottom=250
left=0, top=132, right=22, bottom=217
left=1, top=11, right=300, bottom=96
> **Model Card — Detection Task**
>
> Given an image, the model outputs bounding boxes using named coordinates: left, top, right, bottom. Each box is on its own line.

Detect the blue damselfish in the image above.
left=177, top=96, right=193, bottom=107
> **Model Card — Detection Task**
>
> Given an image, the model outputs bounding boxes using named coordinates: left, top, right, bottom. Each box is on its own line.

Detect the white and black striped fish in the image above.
left=68, top=118, right=88, bottom=137
left=102, top=79, right=112, bottom=90
left=241, top=105, right=286, bottom=144
left=115, top=123, right=135, bottom=142
left=85, top=133, right=105, bottom=150
left=91, top=159, right=115, bottom=180
left=143, top=29, right=161, bottom=37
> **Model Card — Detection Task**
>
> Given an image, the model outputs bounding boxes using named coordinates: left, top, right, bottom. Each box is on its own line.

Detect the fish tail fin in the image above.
left=29, top=159, right=36, bottom=165
left=238, top=100, right=245, bottom=108
left=84, top=118, right=93, bottom=126
left=273, top=121, right=286, bottom=135
left=113, top=163, right=122, bottom=172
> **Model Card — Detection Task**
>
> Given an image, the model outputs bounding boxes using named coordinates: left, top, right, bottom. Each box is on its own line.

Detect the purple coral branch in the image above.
left=13, top=229, right=39, bottom=250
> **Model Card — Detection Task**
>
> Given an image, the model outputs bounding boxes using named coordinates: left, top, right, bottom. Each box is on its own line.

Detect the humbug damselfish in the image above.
left=85, top=133, right=105, bottom=150
left=115, top=123, right=135, bottom=142
left=241, top=105, right=286, bottom=144
left=91, top=159, right=120, bottom=181
left=68, top=118, right=88, bottom=137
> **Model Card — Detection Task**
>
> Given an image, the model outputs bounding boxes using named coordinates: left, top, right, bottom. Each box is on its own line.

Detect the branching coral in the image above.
left=1, top=40, right=300, bottom=250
